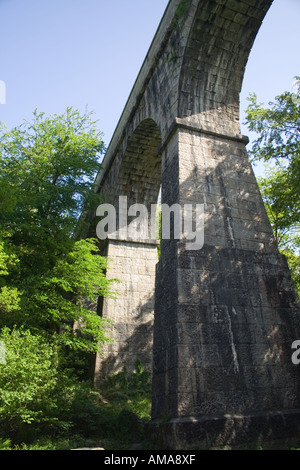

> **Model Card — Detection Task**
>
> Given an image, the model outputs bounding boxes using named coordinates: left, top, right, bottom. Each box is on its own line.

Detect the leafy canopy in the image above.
left=0, top=108, right=116, bottom=355
left=245, top=79, right=300, bottom=296
left=0, top=107, right=104, bottom=249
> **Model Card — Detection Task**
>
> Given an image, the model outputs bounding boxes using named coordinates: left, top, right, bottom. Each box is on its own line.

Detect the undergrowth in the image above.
left=0, top=358, right=152, bottom=450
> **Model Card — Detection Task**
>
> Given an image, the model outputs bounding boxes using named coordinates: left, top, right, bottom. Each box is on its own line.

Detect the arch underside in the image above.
left=178, top=0, right=273, bottom=137
left=94, top=119, right=162, bottom=382
left=115, top=119, right=161, bottom=210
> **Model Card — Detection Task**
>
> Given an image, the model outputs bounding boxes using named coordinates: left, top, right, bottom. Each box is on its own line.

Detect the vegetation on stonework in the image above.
left=175, top=0, right=189, bottom=26
left=90, top=359, right=153, bottom=449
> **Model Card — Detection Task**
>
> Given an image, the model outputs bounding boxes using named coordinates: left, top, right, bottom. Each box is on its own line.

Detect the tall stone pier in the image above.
left=89, top=0, right=300, bottom=448
left=151, top=127, right=300, bottom=449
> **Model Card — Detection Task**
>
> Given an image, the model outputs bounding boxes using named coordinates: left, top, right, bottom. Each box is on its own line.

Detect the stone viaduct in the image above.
left=83, top=0, right=300, bottom=448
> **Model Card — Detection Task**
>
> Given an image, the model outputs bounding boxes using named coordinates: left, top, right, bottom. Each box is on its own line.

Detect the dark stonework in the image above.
left=146, top=410, right=300, bottom=449
left=151, top=243, right=300, bottom=447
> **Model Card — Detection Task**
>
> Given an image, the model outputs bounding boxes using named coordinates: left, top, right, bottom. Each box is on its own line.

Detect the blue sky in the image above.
left=0, top=0, right=299, bottom=166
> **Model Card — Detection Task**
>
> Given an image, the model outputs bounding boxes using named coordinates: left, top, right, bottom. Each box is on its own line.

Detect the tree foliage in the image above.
left=0, top=108, right=119, bottom=445
left=245, top=80, right=300, bottom=296
left=0, top=108, right=103, bottom=251
left=0, top=327, right=61, bottom=430
left=256, top=165, right=299, bottom=249
left=0, top=108, right=115, bottom=355
left=0, top=327, right=107, bottom=444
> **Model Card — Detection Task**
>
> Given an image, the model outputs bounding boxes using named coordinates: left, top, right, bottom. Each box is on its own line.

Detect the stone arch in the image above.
left=94, top=118, right=162, bottom=385
left=177, top=0, right=272, bottom=137
left=115, top=118, right=162, bottom=209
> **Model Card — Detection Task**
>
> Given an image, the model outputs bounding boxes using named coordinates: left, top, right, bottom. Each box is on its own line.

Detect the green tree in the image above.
left=0, top=108, right=115, bottom=357
left=245, top=81, right=300, bottom=296
left=257, top=165, right=299, bottom=249
left=0, top=328, right=62, bottom=436
left=245, top=84, right=300, bottom=223
left=0, top=327, right=104, bottom=443
left=0, top=240, right=20, bottom=316
left=0, top=107, right=104, bottom=257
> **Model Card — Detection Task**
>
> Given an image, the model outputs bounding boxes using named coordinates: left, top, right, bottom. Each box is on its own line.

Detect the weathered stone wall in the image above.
left=94, top=239, right=158, bottom=386
left=93, top=118, right=162, bottom=381
left=177, top=128, right=275, bottom=251
left=152, top=123, right=300, bottom=447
